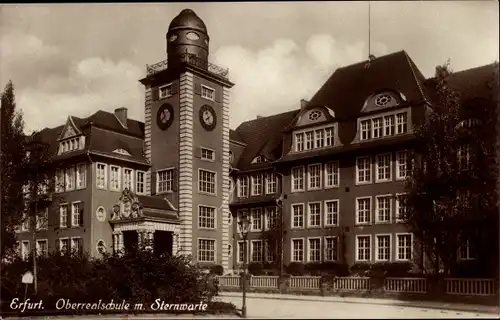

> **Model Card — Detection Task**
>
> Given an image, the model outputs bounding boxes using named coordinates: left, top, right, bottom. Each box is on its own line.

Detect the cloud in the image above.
left=213, top=34, right=388, bottom=129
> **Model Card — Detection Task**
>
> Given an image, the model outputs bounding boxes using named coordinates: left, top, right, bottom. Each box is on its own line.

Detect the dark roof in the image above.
left=233, top=110, right=299, bottom=170
left=138, top=195, right=176, bottom=211
left=229, top=194, right=278, bottom=208
left=448, top=63, right=497, bottom=103
left=86, top=111, right=144, bottom=139
left=230, top=129, right=245, bottom=144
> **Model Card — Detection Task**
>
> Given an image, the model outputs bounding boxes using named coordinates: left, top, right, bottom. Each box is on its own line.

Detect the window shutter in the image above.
left=80, top=202, right=84, bottom=227
left=171, top=82, right=179, bottom=95
left=215, top=88, right=222, bottom=103
left=172, top=169, right=178, bottom=192
left=194, top=83, right=201, bottom=95
left=152, top=87, right=159, bottom=100
left=195, top=147, right=202, bottom=159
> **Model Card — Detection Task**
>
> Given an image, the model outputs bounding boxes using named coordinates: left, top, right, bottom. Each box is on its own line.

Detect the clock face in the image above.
left=157, top=104, right=174, bottom=130
left=199, top=105, right=217, bottom=131
left=169, top=34, right=178, bottom=42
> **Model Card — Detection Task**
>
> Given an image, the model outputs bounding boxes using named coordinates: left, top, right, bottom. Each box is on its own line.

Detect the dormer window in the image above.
left=293, top=125, right=335, bottom=153
left=251, top=156, right=266, bottom=164
left=159, top=84, right=173, bottom=99
left=374, top=94, right=393, bottom=107
left=59, top=136, right=84, bottom=155
left=308, top=110, right=322, bottom=121
left=360, top=111, right=409, bottom=142
left=113, top=149, right=132, bottom=156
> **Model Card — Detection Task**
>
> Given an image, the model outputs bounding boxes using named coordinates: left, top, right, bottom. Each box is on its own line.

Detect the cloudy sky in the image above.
left=1, top=1, right=498, bottom=133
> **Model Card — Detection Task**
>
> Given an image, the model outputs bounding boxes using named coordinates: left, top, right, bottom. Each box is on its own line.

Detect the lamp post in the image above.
left=238, top=213, right=251, bottom=318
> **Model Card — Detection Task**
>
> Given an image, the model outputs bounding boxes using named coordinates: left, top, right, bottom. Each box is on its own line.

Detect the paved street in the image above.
left=216, top=293, right=499, bottom=319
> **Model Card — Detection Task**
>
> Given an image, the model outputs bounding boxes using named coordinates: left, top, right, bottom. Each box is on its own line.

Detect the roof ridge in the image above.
left=404, top=51, right=429, bottom=104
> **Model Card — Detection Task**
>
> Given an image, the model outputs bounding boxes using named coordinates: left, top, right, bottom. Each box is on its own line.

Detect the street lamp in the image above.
left=238, top=213, right=251, bottom=318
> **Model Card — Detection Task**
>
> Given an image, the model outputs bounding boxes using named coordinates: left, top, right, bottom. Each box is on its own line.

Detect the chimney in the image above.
left=300, top=99, right=309, bottom=110
left=256, top=115, right=263, bottom=119
left=114, top=107, right=128, bottom=128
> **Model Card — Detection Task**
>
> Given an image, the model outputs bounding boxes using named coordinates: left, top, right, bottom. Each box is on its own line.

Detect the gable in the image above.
left=294, top=106, right=335, bottom=128
left=58, top=116, right=81, bottom=141
left=360, top=90, right=406, bottom=114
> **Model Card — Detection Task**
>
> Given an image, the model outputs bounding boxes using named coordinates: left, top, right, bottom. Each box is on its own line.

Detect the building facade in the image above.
left=15, top=9, right=496, bottom=274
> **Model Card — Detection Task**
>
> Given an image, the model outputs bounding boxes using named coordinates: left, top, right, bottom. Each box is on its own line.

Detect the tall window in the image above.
left=36, top=209, right=48, bottom=230
left=36, top=240, right=48, bottom=257
left=250, top=208, right=262, bottom=231
left=356, top=235, right=371, bottom=262
left=376, top=196, right=391, bottom=223
left=376, top=235, right=391, bottom=261
left=360, top=120, right=371, bottom=140
left=396, top=151, right=409, bottom=179
left=305, top=132, right=314, bottom=150
left=396, top=234, right=412, bottom=261
left=265, top=207, right=277, bottom=230
left=157, top=169, right=174, bottom=193
left=123, top=168, right=133, bottom=191
left=136, top=171, right=145, bottom=194
left=71, top=237, right=82, bottom=254
left=292, top=204, right=304, bottom=228
left=59, top=238, right=70, bottom=254
left=21, top=241, right=30, bottom=260
left=356, top=197, right=371, bottom=224
left=251, top=174, right=263, bottom=195
left=325, top=127, right=334, bottom=146
left=308, top=202, right=321, bottom=227
left=291, top=239, right=304, bottom=262
left=266, top=172, right=277, bottom=194
left=376, top=154, right=392, bottom=182
left=110, top=166, right=120, bottom=191
left=72, top=202, right=82, bottom=227
left=325, top=200, right=339, bottom=226
left=325, top=161, right=339, bottom=188
left=76, top=163, right=86, bottom=189
left=295, top=133, right=304, bottom=152
left=55, top=169, right=65, bottom=192
left=238, top=176, right=249, bottom=198
left=199, top=170, right=216, bottom=194
left=372, top=117, right=383, bottom=138
left=96, top=163, right=107, bottom=189
left=237, top=241, right=245, bottom=263
left=294, top=126, right=335, bottom=152
left=251, top=240, right=263, bottom=262
left=198, top=239, right=216, bottom=262
left=356, top=157, right=371, bottom=183
left=66, top=166, right=76, bottom=191
left=265, top=240, right=273, bottom=262
left=308, top=164, right=322, bottom=189
left=459, top=239, right=475, bottom=260
left=199, top=206, right=216, bottom=229
left=308, top=238, right=321, bottom=262
left=291, top=166, right=305, bottom=192
left=315, top=129, right=324, bottom=148
left=396, top=194, right=409, bottom=222
left=60, top=204, right=68, bottom=228
left=384, top=115, right=395, bottom=136
left=396, top=112, right=408, bottom=134
left=325, top=237, right=338, bottom=261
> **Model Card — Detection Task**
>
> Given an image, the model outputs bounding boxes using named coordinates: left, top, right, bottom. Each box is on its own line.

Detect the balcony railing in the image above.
left=146, top=53, right=229, bottom=79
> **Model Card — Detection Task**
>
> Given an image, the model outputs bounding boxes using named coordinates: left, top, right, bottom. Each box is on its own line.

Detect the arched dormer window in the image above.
left=113, top=148, right=132, bottom=156
left=251, top=155, right=267, bottom=164
left=361, top=90, right=403, bottom=113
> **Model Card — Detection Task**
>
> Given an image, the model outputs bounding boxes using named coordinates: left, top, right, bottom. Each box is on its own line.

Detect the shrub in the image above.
left=304, top=262, right=322, bottom=275
left=248, top=262, right=265, bottom=275
left=285, top=262, right=305, bottom=276
left=320, top=262, right=349, bottom=276
left=350, top=263, right=371, bottom=276
left=210, top=264, right=224, bottom=275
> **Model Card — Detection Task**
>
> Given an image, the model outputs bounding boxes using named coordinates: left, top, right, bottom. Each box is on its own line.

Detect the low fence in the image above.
left=216, top=275, right=498, bottom=297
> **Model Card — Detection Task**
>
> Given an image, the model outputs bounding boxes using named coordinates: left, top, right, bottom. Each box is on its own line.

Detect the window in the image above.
left=305, top=131, right=314, bottom=150
left=72, top=202, right=83, bottom=227
left=159, top=84, right=172, bottom=98
left=308, top=238, right=321, bottom=262
left=376, top=154, right=392, bottom=182
left=384, top=115, right=395, bottom=136
left=110, top=166, right=120, bottom=191
left=136, top=171, right=145, bottom=194
left=36, top=240, right=47, bottom=257
left=315, top=129, right=324, bottom=148
left=265, top=240, right=273, bottom=262
left=59, top=137, right=81, bottom=154
left=201, top=148, right=215, bottom=161
left=71, top=237, right=82, bottom=254
left=265, top=207, right=278, bottom=230
left=198, top=206, right=216, bottom=229
left=295, top=133, right=304, bottom=152
left=325, top=161, right=339, bottom=188
left=198, top=239, right=216, bottom=262
left=324, top=200, right=339, bottom=226
left=356, top=157, right=371, bottom=184
left=59, top=238, right=70, bottom=254
left=372, top=117, right=383, bottom=138
left=325, top=127, right=334, bottom=146
left=199, top=169, right=216, bottom=195
left=396, top=194, right=409, bottom=222
left=396, top=234, right=412, bottom=261
left=308, top=164, right=322, bottom=190
left=237, top=241, right=245, bottom=263
left=459, top=239, right=475, bottom=260
left=76, top=163, right=86, bottom=189
left=238, top=176, right=249, bottom=198
left=96, top=163, right=107, bottom=189
left=325, top=237, right=338, bottom=261
left=292, top=204, right=304, bottom=228
left=36, top=209, right=48, bottom=230
left=265, top=172, right=277, bottom=194
left=123, top=168, right=133, bottom=191
left=251, top=240, right=263, bottom=262
left=65, top=166, right=76, bottom=191
left=458, top=144, right=471, bottom=171
left=356, top=197, right=371, bottom=225
left=376, top=196, right=391, bottom=223
left=251, top=156, right=265, bottom=164
left=396, top=112, right=408, bottom=134
left=396, top=151, right=409, bottom=179
left=291, top=238, right=304, bottom=262
left=291, top=166, right=305, bottom=192
left=201, top=85, right=215, bottom=101
left=356, top=235, right=371, bottom=262
left=60, top=204, right=68, bottom=228
left=55, top=169, right=65, bottom=192
left=251, top=174, right=263, bottom=196
left=157, top=169, right=174, bottom=193
left=250, top=208, right=262, bottom=231
left=308, top=202, right=321, bottom=227
left=21, top=241, right=30, bottom=260
left=376, top=235, right=391, bottom=261
left=360, top=120, right=371, bottom=140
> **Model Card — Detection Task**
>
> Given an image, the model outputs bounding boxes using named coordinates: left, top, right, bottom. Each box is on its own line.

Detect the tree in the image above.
left=260, top=205, right=286, bottom=275
left=404, top=61, right=498, bottom=277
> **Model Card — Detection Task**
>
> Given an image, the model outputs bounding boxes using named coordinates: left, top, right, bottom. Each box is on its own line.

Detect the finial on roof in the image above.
left=300, top=99, right=309, bottom=110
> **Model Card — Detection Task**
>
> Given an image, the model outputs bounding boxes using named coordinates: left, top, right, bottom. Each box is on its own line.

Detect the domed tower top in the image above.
left=167, top=9, right=210, bottom=67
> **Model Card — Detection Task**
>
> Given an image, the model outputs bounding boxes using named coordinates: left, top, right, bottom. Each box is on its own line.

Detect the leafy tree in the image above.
left=260, top=206, right=286, bottom=275
left=404, top=61, right=498, bottom=276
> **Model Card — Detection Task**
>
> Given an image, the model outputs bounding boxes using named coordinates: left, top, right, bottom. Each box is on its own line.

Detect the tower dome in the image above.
left=166, top=9, right=210, bottom=67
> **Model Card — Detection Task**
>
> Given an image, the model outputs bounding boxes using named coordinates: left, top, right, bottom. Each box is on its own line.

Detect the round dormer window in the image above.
left=375, top=94, right=392, bottom=107
left=186, top=32, right=200, bottom=41
left=308, top=110, right=322, bottom=121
